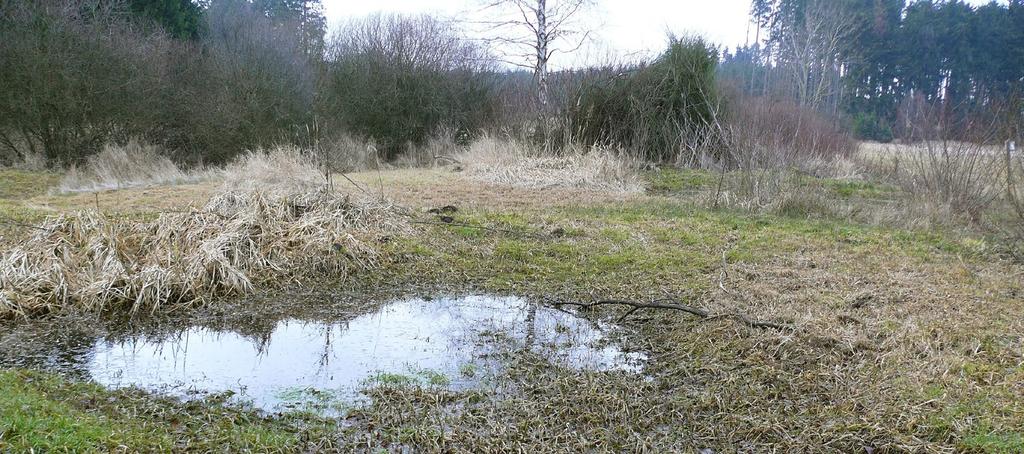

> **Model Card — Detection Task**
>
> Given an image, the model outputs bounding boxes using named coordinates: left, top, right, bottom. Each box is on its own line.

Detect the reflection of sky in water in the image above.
left=83, top=296, right=644, bottom=414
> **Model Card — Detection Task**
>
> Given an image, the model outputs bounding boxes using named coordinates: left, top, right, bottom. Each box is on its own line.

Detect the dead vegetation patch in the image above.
left=456, top=135, right=643, bottom=193
left=58, top=140, right=219, bottom=193
left=0, top=149, right=409, bottom=318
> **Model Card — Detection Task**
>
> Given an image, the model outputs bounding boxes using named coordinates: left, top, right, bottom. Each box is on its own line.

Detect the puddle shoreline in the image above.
left=1, top=295, right=645, bottom=416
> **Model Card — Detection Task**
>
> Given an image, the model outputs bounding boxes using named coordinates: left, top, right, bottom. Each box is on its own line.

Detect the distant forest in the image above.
left=720, top=0, right=1024, bottom=141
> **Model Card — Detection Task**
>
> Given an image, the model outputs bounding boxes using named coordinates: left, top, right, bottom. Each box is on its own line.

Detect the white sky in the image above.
left=322, top=0, right=1006, bottom=68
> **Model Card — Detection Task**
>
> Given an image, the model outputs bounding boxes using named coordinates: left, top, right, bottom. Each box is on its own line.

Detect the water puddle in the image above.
left=6, top=296, right=643, bottom=415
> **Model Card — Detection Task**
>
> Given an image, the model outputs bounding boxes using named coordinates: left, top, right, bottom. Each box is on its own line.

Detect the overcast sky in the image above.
left=323, top=0, right=1006, bottom=67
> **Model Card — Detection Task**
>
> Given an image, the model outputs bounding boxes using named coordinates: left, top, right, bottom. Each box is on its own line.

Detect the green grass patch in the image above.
left=963, top=428, right=1024, bottom=453
left=0, top=170, right=60, bottom=199
left=0, top=369, right=322, bottom=452
left=820, top=178, right=897, bottom=200
left=646, top=168, right=716, bottom=194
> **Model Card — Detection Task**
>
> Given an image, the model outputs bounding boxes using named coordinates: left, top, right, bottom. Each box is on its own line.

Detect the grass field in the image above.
left=1, top=158, right=1022, bottom=452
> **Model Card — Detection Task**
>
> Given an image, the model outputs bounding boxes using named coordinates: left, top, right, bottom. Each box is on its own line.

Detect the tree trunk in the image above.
left=534, top=0, right=551, bottom=144
left=535, top=0, right=549, bottom=112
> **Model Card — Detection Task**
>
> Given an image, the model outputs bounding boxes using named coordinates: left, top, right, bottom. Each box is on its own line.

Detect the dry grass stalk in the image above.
left=58, top=140, right=218, bottom=193
left=0, top=185, right=406, bottom=318
left=320, top=133, right=380, bottom=173
left=222, top=146, right=326, bottom=195
left=457, top=135, right=642, bottom=193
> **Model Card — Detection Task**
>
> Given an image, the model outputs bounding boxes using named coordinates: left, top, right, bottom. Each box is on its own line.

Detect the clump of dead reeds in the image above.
left=0, top=184, right=406, bottom=318
left=320, top=133, right=380, bottom=172
left=457, top=135, right=642, bottom=193
left=222, top=146, right=326, bottom=195
left=58, top=140, right=218, bottom=193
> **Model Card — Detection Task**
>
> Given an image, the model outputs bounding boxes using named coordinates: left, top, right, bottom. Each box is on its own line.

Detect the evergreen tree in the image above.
left=727, top=0, right=1024, bottom=141
left=129, top=0, right=204, bottom=39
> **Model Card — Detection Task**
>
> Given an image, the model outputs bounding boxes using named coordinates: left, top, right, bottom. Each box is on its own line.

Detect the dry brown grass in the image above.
left=0, top=150, right=408, bottom=318
left=58, top=140, right=218, bottom=193
left=222, top=146, right=326, bottom=195
left=2, top=159, right=1023, bottom=450
left=340, top=195, right=1023, bottom=451
left=319, top=133, right=381, bottom=173
left=457, top=135, right=643, bottom=193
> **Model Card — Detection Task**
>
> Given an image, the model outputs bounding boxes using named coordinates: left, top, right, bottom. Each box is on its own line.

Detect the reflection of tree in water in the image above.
left=0, top=297, right=612, bottom=385
left=524, top=304, right=537, bottom=349
left=315, top=323, right=336, bottom=371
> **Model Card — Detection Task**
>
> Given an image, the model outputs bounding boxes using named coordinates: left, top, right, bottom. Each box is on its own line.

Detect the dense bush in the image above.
left=319, top=14, right=498, bottom=159
left=0, top=2, right=859, bottom=169
left=567, top=36, right=722, bottom=162
left=0, top=0, right=164, bottom=165
left=850, top=112, right=894, bottom=143
left=0, top=0, right=318, bottom=167
left=159, top=0, right=316, bottom=163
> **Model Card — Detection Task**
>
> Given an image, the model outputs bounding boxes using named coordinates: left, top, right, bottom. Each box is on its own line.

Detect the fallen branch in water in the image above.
left=548, top=298, right=792, bottom=331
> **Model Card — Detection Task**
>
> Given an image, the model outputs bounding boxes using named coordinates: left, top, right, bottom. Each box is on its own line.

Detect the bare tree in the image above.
left=474, top=0, right=595, bottom=114
left=776, top=0, right=858, bottom=113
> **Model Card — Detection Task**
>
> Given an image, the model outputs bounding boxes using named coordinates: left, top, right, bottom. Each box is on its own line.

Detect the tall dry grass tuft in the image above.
left=1, top=150, right=407, bottom=318
left=222, top=146, right=326, bottom=195
left=320, top=133, right=380, bottom=173
left=58, top=140, right=217, bottom=193
left=392, top=129, right=461, bottom=168
left=457, top=135, right=642, bottom=193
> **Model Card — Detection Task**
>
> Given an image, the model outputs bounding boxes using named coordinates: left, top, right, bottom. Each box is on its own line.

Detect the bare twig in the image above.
left=339, top=172, right=371, bottom=195
left=718, top=249, right=734, bottom=296
left=712, top=163, right=726, bottom=209
left=548, top=298, right=792, bottom=331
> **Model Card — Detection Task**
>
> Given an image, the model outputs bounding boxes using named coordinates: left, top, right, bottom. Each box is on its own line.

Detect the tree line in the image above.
left=0, top=0, right=502, bottom=166
left=1, top=0, right=732, bottom=167
left=720, top=0, right=1024, bottom=142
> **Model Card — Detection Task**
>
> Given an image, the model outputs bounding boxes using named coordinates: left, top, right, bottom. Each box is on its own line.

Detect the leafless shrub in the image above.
left=174, top=0, right=316, bottom=163
left=693, top=96, right=857, bottom=214
left=723, top=96, right=856, bottom=173
left=321, top=13, right=497, bottom=158
left=886, top=97, right=1004, bottom=222
left=0, top=0, right=168, bottom=165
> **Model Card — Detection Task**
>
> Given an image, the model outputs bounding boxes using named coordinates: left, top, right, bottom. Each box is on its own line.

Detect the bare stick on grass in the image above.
left=548, top=298, right=792, bottom=331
